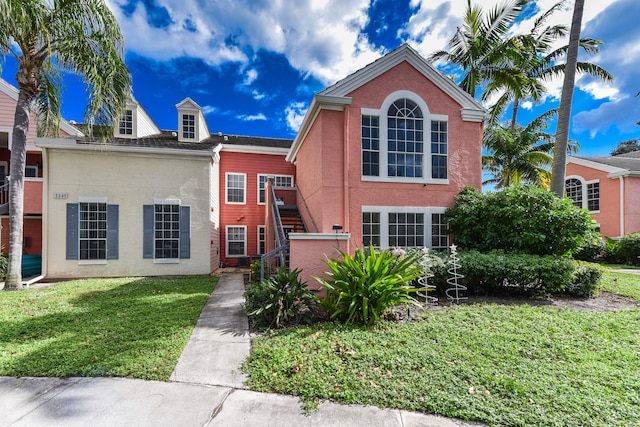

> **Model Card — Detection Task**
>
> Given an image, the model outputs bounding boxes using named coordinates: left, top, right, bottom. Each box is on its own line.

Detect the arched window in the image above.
left=565, top=178, right=583, bottom=207
left=387, top=99, right=423, bottom=178
left=361, top=91, right=448, bottom=182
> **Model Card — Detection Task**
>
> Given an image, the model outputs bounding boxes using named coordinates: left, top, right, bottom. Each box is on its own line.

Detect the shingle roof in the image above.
left=616, top=150, right=640, bottom=159
left=73, top=130, right=292, bottom=151
left=576, top=155, right=640, bottom=173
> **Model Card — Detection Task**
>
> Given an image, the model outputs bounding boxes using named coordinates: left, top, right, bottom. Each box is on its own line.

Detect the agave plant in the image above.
left=244, top=267, right=318, bottom=329
left=317, top=245, right=424, bottom=326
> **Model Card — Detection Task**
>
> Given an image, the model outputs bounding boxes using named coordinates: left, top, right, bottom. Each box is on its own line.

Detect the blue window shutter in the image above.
left=143, top=205, right=154, bottom=259
left=180, top=206, right=190, bottom=259
left=107, top=204, right=119, bottom=259
left=66, top=203, right=79, bottom=260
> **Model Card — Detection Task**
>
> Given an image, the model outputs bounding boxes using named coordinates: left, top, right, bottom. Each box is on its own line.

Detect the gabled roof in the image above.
left=1, top=78, right=83, bottom=137
left=176, top=97, right=203, bottom=110
left=320, top=44, right=486, bottom=119
left=569, top=155, right=640, bottom=178
left=287, top=44, right=487, bottom=163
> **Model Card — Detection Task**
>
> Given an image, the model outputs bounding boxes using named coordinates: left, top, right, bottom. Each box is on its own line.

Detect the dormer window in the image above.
left=118, top=109, right=133, bottom=136
left=182, top=114, right=195, bottom=140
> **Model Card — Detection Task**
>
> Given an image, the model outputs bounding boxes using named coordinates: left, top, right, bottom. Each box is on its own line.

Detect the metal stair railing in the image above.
left=0, top=181, right=9, bottom=213
left=260, top=180, right=289, bottom=282
left=294, top=185, right=318, bottom=233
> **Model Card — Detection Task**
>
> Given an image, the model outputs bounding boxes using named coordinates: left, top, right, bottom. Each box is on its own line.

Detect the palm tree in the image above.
left=550, top=0, right=584, bottom=197
left=486, top=1, right=612, bottom=128
left=483, top=110, right=578, bottom=188
left=0, top=0, right=131, bottom=289
left=429, top=0, right=527, bottom=98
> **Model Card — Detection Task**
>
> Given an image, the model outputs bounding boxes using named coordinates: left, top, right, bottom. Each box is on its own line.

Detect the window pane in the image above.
left=362, top=115, right=380, bottom=177
left=387, top=99, right=423, bottom=178
left=79, top=202, right=108, bottom=260
left=154, top=203, right=181, bottom=258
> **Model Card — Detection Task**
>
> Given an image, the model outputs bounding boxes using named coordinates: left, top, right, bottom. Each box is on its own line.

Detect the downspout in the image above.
left=619, top=176, right=625, bottom=237
left=40, top=146, right=48, bottom=279
left=343, top=106, right=350, bottom=252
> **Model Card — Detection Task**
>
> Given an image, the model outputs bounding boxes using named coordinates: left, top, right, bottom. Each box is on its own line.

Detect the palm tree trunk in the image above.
left=4, top=91, right=31, bottom=289
left=550, top=0, right=584, bottom=197
left=510, top=97, right=520, bottom=130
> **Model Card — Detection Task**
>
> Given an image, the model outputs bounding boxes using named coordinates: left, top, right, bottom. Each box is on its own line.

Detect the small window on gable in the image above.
left=119, top=109, right=133, bottom=136
left=182, top=114, right=195, bottom=140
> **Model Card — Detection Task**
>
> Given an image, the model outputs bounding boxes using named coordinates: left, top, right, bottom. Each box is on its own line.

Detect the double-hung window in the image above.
left=143, top=200, right=190, bottom=261
left=227, top=226, right=246, bottom=257
left=362, top=207, right=448, bottom=250
left=587, top=182, right=600, bottom=211
left=226, top=173, right=246, bottom=204
left=66, top=198, right=119, bottom=263
left=257, top=174, right=294, bottom=204
left=361, top=92, right=448, bottom=183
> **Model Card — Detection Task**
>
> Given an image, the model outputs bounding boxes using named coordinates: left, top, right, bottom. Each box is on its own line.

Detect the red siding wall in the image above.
left=1, top=216, right=42, bottom=255
left=218, top=150, right=295, bottom=266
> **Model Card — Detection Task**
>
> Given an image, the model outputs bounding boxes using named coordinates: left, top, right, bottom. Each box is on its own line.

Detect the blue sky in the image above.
left=2, top=0, right=639, bottom=156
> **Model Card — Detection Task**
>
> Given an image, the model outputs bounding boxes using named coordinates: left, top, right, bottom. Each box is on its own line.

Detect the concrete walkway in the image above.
left=1, top=273, right=483, bottom=427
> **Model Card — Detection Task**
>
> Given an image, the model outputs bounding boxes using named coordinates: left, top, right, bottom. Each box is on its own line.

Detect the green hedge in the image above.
left=425, top=251, right=602, bottom=298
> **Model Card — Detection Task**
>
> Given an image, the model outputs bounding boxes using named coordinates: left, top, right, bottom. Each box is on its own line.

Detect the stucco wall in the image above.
left=43, top=148, right=213, bottom=278
left=625, top=176, right=640, bottom=234
left=566, top=162, right=622, bottom=237
left=289, top=233, right=350, bottom=291
left=294, top=60, right=483, bottom=253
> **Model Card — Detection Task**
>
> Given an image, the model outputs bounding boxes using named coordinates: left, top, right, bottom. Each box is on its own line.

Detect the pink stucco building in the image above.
left=282, top=44, right=486, bottom=284
left=566, top=153, right=640, bottom=238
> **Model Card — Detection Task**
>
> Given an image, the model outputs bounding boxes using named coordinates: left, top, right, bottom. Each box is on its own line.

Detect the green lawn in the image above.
left=243, top=271, right=640, bottom=427
left=600, top=270, right=640, bottom=301
left=0, top=276, right=217, bottom=381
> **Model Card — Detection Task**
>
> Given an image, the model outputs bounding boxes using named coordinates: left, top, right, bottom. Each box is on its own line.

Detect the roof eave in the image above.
left=286, top=95, right=352, bottom=163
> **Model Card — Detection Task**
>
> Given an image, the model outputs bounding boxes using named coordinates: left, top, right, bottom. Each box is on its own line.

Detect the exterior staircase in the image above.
left=278, top=204, right=307, bottom=235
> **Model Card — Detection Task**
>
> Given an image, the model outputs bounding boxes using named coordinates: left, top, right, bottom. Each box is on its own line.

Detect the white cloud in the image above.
left=244, top=69, right=258, bottom=85
left=107, top=0, right=383, bottom=85
left=202, top=105, right=217, bottom=115
left=237, top=113, right=267, bottom=121
left=521, top=101, right=534, bottom=111
left=284, top=101, right=307, bottom=132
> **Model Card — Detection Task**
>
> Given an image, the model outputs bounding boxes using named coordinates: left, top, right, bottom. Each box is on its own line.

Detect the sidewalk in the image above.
left=0, top=273, right=484, bottom=427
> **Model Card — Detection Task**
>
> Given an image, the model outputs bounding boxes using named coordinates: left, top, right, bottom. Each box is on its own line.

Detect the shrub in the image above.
left=428, top=251, right=575, bottom=296
left=618, top=233, right=640, bottom=266
left=244, top=267, right=318, bottom=329
left=572, top=229, right=605, bottom=262
left=603, top=237, right=623, bottom=264
left=445, top=186, right=595, bottom=256
left=317, top=245, right=425, bottom=325
left=565, top=261, right=603, bottom=298
left=0, top=254, right=7, bottom=282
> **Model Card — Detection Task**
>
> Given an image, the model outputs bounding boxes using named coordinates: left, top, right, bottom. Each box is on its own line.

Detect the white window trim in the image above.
left=360, top=90, right=449, bottom=185
left=257, top=225, right=265, bottom=255
left=226, top=172, right=246, bottom=205
left=257, top=174, right=295, bottom=205
left=117, top=108, right=136, bottom=138
left=180, top=112, right=198, bottom=142
left=361, top=206, right=448, bottom=249
left=77, top=197, right=109, bottom=264
left=0, top=161, right=8, bottom=185
left=226, top=225, right=247, bottom=257
left=565, top=176, right=600, bottom=213
left=152, top=199, right=182, bottom=262
left=1, top=127, right=12, bottom=151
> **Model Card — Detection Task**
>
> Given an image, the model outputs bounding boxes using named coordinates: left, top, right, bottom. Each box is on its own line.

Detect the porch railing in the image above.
left=0, top=181, right=8, bottom=213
